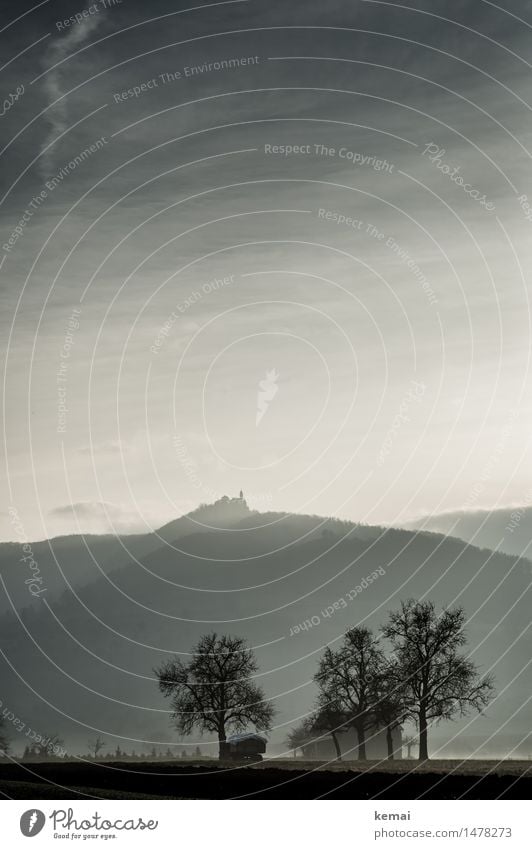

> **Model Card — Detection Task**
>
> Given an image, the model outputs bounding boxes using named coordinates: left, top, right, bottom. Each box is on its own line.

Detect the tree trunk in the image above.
left=419, top=708, right=429, bottom=760
left=218, top=728, right=227, bottom=760
left=331, top=731, right=342, bottom=761
left=356, top=725, right=367, bottom=760
left=386, top=725, right=394, bottom=760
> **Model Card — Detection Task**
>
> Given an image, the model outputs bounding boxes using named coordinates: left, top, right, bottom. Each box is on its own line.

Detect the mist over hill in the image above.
left=402, top=506, right=532, bottom=560
left=0, top=497, right=359, bottom=613
left=0, top=498, right=530, bottom=759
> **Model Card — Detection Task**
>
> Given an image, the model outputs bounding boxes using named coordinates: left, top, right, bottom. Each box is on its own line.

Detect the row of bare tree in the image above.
left=155, top=600, right=494, bottom=760
left=0, top=599, right=493, bottom=762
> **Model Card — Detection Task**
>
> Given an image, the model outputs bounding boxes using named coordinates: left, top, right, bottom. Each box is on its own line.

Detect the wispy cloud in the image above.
left=40, top=14, right=105, bottom=178
left=49, top=500, right=125, bottom=519
left=47, top=500, right=172, bottom=535
left=76, top=440, right=121, bottom=455
left=256, top=369, right=279, bottom=426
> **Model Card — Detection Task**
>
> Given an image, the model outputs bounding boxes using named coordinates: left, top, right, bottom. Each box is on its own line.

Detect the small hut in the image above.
left=226, top=733, right=267, bottom=761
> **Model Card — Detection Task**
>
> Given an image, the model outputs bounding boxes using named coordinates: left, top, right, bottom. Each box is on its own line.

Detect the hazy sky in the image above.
left=2, top=0, right=532, bottom=540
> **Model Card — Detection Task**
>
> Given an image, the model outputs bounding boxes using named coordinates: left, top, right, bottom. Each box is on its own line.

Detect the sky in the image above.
left=2, top=0, right=532, bottom=541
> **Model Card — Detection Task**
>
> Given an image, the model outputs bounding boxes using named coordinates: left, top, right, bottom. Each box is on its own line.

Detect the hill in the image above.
left=402, top=506, right=532, bottom=559
left=0, top=499, right=529, bottom=759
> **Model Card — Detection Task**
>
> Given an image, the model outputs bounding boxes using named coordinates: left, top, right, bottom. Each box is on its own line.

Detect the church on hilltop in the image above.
left=217, top=490, right=246, bottom=505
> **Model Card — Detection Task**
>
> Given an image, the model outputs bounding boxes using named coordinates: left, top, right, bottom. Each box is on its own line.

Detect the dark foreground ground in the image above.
left=0, top=759, right=530, bottom=799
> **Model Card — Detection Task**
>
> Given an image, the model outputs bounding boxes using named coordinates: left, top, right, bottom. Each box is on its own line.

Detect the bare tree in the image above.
left=315, top=627, right=385, bottom=760
left=312, top=697, right=350, bottom=761
left=155, top=633, right=275, bottom=759
left=373, top=663, right=407, bottom=760
left=0, top=719, right=9, bottom=756
left=402, top=734, right=417, bottom=759
left=285, top=717, right=316, bottom=758
left=87, top=736, right=106, bottom=759
left=33, top=734, right=64, bottom=760
left=382, top=600, right=494, bottom=760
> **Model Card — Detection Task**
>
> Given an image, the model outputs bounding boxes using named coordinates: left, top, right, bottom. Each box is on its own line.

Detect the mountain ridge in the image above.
left=0, top=500, right=529, bottom=758
left=402, top=505, right=532, bottom=560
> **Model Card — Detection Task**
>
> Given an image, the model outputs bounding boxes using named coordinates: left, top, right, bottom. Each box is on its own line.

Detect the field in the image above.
left=0, top=758, right=530, bottom=799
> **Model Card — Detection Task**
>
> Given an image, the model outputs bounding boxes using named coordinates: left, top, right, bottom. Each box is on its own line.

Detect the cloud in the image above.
left=40, top=14, right=106, bottom=178
left=76, top=440, right=122, bottom=455
left=47, top=500, right=176, bottom=536
left=48, top=500, right=141, bottom=533
left=49, top=500, right=124, bottom=518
